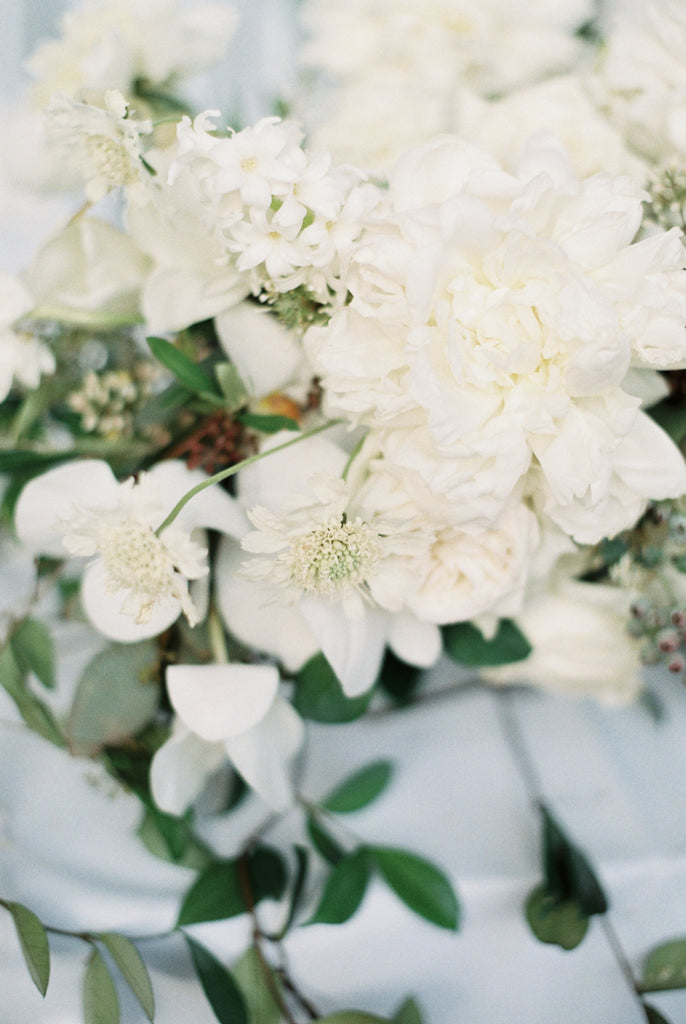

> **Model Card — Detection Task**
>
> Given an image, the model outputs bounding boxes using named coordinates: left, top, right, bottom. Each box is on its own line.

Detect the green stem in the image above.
left=155, top=418, right=341, bottom=535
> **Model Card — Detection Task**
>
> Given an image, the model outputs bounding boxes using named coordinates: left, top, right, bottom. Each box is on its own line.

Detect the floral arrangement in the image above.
left=4, top=1, right=686, bottom=1022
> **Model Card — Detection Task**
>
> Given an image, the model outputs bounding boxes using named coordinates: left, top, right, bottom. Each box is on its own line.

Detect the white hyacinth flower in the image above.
left=14, top=459, right=248, bottom=642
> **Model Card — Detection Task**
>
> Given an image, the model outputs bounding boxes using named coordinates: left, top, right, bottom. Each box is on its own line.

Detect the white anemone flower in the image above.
left=14, top=458, right=248, bottom=642
left=150, top=662, right=304, bottom=814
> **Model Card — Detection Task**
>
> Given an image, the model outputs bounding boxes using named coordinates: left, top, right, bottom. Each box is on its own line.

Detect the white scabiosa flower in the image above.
left=45, top=89, right=152, bottom=202
left=0, top=272, right=54, bottom=402
left=14, top=459, right=248, bottom=642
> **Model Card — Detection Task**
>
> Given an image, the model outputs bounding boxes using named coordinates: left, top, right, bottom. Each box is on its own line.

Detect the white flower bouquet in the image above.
left=3, top=1, right=686, bottom=1022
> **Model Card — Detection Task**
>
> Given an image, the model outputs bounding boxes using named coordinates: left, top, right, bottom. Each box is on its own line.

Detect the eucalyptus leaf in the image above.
left=99, top=933, right=155, bottom=1021
left=369, top=847, right=459, bottom=931
left=443, top=618, right=532, bottom=667
left=0, top=644, right=64, bottom=747
left=186, top=937, right=248, bottom=1024
left=643, top=1003, right=675, bottom=1024
left=83, top=948, right=120, bottom=1024
left=147, top=337, right=221, bottom=398
left=323, top=761, right=394, bottom=814
left=294, top=654, right=373, bottom=723
left=641, top=938, right=686, bottom=992
left=7, top=901, right=50, bottom=997
left=306, top=849, right=370, bottom=925
left=177, top=846, right=287, bottom=927
left=236, top=412, right=300, bottom=433
left=392, top=997, right=424, bottom=1024
left=233, top=946, right=282, bottom=1024
left=525, top=884, right=589, bottom=951
left=540, top=806, right=608, bottom=916
left=137, top=808, right=213, bottom=871
left=67, top=642, right=160, bottom=755
left=10, top=618, right=55, bottom=689
left=307, top=814, right=346, bottom=866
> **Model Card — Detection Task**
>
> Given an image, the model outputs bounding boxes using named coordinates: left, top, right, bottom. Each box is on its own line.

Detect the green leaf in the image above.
left=307, top=814, right=346, bottom=866
left=392, top=997, right=424, bottom=1024
left=540, top=806, right=608, bottom=916
left=99, top=933, right=154, bottom=1021
left=643, top=1003, right=674, bottom=1024
left=236, top=412, right=300, bottom=433
left=642, top=938, right=686, bottom=992
left=323, top=761, right=394, bottom=814
left=0, top=644, right=64, bottom=747
left=214, top=363, right=247, bottom=408
left=369, top=847, right=459, bottom=931
left=316, top=1014, right=391, bottom=1024
left=7, top=901, right=50, bottom=996
left=137, top=808, right=214, bottom=871
left=83, top=948, right=120, bottom=1024
left=649, top=396, right=686, bottom=446
left=186, top=937, right=248, bottom=1024
left=67, top=642, right=160, bottom=755
left=443, top=618, right=532, bottom=667
left=233, top=946, right=282, bottom=1024
left=147, top=337, right=221, bottom=399
left=525, top=884, right=589, bottom=951
left=270, top=845, right=309, bottom=940
left=378, top=650, right=422, bottom=705
left=10, top=618, right=55, bottom=689
left=294, top=653, right=373, bottom=723
left=177, top=846, right=287, bottom=927
left=307, top=849, right=370, bottom=925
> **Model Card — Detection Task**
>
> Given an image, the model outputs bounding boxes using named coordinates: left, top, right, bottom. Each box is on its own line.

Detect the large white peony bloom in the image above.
left=306, top=135, right=686, bottom=543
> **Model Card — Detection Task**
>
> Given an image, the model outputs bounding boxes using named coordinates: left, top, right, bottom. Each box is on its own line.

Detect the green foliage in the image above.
left=10, top=618, right=55, bottom=689
left=99, top=933, right=155, bottom=1021
left=214, top=363, right=247, bottom=408
left=316, top=1014, right=391, bottom=1024
left=0, top=643, right=64, bottom=748
left=648, top=396, right=686, bottom=448
left=377, top=650, right=423, bottom=705
left=643, top=1005, right=674, bottom=1024
left=392, top=997, right=424, bottom=1024
left=368, top=846, right=459, bottom=932
left=236, top=412, right=300, bottom=433
left=137, top=807, right=214, bottom=871
left=323, top=761, right=394, bottom=814
left=269, top=845, right=310, bottom=940
left=7, top=901, right=50, bottom=997
left=186, top=937, right=248, bottom=1024
left=443, top=618, right=532, bottom=667
left=525, top=885, right=589, bottom=950
left=83, top=948, right=120, bottom=1024
left=306, top=850, right=371, bottom=925
left=307, top=814, right=346, bottom=866
left=641, top=938, right=686, bottom=992
left=66, top=642, right=160, bottom=755
left=293, top=653, right=373, bottom=722
left=233, top=946, right=282, bottom=1024
left=147, top=337, right=222, bottom=401
left=177, top=846, right=287, bottom=927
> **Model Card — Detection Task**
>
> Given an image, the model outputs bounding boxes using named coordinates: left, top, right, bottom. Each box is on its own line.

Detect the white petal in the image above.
left=150, top=727, right=225, bottom=816
left=147, top=460, right=250, bottom=537
left=215, top=302, right=306, bottom=397
left=166, top=662, right=280, bottom=741
left=81, top=559, right=183, bottom=641
left=237, top=433, right=348, bottom=511
left=225, top=696, right=304, bottom=811
left=387, top=612, right=442, bottom=669
left=614, top=410, right=686, bottom=499
left=15, top=460, right=118, bottom=556
left=299, top=596, right=387, bottom=697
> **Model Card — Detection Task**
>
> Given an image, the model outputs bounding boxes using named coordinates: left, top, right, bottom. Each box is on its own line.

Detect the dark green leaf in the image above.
left=99, top=933, right=154, bottom=1021
left=392, top=997, right=424, bottom=1024
left=649, top=396, right=686, bottom=446
left=137, top=808, right=214, bottom=871
left=316, top=1014, right=391, bottom=1024
left=540, top=806, right=608, bottom=916
left=378, top=650, right=422, bottom=704
left=147, top=337, right=221, bottom=398
left=323, top=761, right=393, bottom=814
left=369, top=847, right=459, bottom=931
left=294, top=654, right=373, bottom=723
left=270, top=845, right=309, bottom=939
left=307, top=850, right=370, bottom=925
left=7, top=901, right=50, bottom=996
left=643, top=1003, right=674, bottom=1024
left=236, top=412, right=300, bottom=433
left=177, top=846, right=287, bottom=926
left=307, top=814, right=346, bottom=866
left=233, top=946, right=282, bottom=1024
left=525, top=884, right=589, bottom=950
left=67, top=642, right=160, bottom=755
left=0, top=449, right=70, bottom=474
left=83, top=948, right=120, bottom=1024
left=0, top=644, right=64, bottom=747
left=10, top=618, right=55, bottom=689
left=186, top=937, right=248, bottom=1024
left=443, top=618, right=532, bottom=667
left=641, top=939, right=686, bottom=992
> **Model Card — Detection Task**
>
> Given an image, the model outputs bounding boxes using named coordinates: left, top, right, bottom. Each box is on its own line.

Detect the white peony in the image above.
left=306, top=134, right=686, bottom=543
